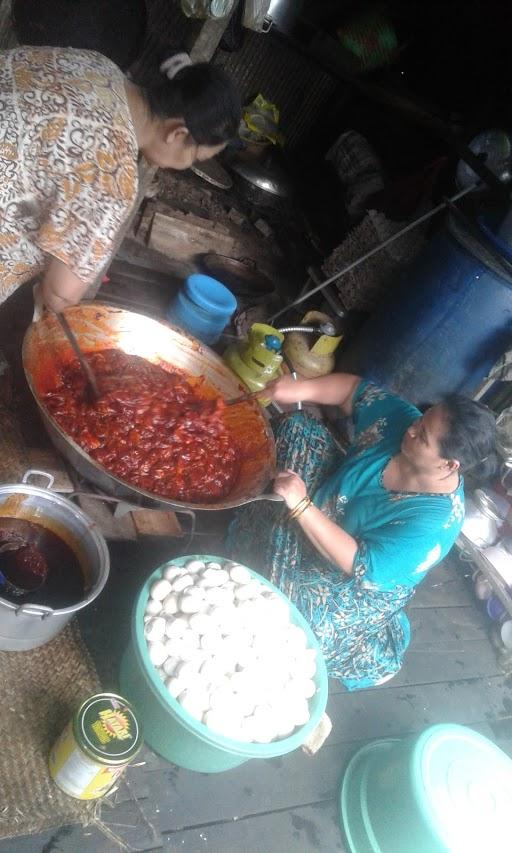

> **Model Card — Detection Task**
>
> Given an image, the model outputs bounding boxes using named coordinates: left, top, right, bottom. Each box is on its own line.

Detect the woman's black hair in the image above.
left=143, top=62, right=241, bottom=147
left=439, top=394, right=499, bottom=481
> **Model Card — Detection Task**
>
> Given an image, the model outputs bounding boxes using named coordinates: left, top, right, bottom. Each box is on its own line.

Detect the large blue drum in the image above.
left=338, top=228, right=512, bottom=404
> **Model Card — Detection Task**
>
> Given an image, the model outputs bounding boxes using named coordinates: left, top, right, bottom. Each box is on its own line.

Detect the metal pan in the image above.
left=198, top=254, right=276, bottom=305
left=22, top=305, right=278, bottom=512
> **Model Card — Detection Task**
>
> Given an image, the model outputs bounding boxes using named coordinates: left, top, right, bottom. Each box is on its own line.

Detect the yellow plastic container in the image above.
left=283, top=311, right=342, bottom=378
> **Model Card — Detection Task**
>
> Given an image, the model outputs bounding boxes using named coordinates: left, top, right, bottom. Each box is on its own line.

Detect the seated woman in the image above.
left=228, top=372, right=497, bottom=690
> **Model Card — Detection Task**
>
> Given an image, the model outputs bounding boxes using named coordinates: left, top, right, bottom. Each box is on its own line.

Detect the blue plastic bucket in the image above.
left=167, top=274, right=237, bottom=345
left=340, top=724, right=512, bottom=852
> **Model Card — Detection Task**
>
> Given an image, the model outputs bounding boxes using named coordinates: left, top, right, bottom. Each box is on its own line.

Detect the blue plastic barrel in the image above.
left=338, top=229, right=512, bottom=404
left=167, top=274, right=237, bottom=346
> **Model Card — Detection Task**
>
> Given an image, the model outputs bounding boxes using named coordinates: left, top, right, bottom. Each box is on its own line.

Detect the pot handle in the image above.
left=14, top=603, right=54, bottom=619
left=249, top=493, right=284, bottom=503
left=22, top=469, right=55, bottom=490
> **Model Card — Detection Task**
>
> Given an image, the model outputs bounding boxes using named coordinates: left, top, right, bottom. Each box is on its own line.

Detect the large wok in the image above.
left=22, top=304, right=278, bottom=511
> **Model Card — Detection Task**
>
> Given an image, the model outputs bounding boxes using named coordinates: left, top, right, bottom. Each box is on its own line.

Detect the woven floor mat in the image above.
left=0, top=620, right=102, bottom=840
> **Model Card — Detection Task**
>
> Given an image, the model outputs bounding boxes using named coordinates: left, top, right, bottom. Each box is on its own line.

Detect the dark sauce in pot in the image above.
left=0, top=519, right=85, bottom=608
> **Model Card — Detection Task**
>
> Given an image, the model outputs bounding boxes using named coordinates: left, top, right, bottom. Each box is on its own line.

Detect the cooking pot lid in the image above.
left=191, top=158, right=233, bottom=190
left=229, top=159, right=292, bottom=197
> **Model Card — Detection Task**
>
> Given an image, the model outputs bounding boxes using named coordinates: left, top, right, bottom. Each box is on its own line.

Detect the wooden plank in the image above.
left=383, top=641, right=500, bottom=687
left=132, top=716, right=507, bottom=834
left=327, top=602, right=496, bottom=696
left=151, top=203, right=232, bottom=237
left=408, top=605, right=489, bottom=646
left=141, top=741, right=356, bottom=832
left=411, top=559, right=474, bottom=608
left=329, top=637, right=501, bottom=695
left=132, top=508, right=183, bottom=538
left=77, top=495, right=138, bottom=541
left=325, top=675, right=512, bottom=744
left=148, top=210, right=235, bottom=263
left=146, top=202, right=282, bottom=278
left=162, top=800, right=347, bottom=853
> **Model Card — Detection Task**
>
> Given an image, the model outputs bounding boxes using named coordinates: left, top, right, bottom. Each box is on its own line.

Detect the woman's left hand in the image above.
left=273, top=469, right=307, bottom=509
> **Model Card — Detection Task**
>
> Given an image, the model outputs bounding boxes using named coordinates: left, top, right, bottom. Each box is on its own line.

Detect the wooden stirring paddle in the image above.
left=55, top=312, right=100, bottom=401
left=224, top=390, right=262, bottom=406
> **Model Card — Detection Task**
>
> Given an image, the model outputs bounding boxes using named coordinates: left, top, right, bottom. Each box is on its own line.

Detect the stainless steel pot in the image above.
left=0, top=470, right=109, bottom=651
left=23, top=305, right=278, bottom=511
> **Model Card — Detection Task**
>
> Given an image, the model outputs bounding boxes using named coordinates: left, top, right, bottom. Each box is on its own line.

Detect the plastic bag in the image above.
left=243, top=0, right=271, bottom=32
left=241, top=94, right=284, bottom=146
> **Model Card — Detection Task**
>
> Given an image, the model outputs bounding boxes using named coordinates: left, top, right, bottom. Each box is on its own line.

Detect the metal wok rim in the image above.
left=22, top=306, right=276, bottom=512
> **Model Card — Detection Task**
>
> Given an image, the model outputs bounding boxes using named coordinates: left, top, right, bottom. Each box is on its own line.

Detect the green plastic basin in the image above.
left=119, top=555, right=329, bottom=773
left=340, top=724, right=512, bottom=853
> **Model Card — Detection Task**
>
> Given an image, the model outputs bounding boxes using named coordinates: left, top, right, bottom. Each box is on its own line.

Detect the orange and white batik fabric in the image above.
left=0, top=46, right=138, bottom=304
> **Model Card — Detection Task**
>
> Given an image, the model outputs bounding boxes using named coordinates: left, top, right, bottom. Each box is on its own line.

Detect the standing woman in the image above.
left=0, top=45, right=240, bottom=312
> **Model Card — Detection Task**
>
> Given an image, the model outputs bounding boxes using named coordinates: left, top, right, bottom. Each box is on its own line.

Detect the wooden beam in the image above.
left=148, top=209, right=236, bottom=262
left=188, top=11, right=235, bottom=63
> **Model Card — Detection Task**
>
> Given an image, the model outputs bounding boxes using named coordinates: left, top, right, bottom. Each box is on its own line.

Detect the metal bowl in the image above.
left=22, top=305, right=277, bottom=512
left=199, top=254, right=276, bottom=305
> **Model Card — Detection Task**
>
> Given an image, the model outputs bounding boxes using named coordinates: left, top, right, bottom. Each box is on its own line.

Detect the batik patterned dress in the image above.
left=228, top=380, right=465, bottom=690
left=0, top=46, right=138, bottom=304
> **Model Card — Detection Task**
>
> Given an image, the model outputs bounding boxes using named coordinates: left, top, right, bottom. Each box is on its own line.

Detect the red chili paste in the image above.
left=43, top=349, right=240, bottom=502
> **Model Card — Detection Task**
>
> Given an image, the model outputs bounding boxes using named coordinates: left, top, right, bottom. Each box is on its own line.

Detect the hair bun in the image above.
left=160, top=52, right=192, bottom=80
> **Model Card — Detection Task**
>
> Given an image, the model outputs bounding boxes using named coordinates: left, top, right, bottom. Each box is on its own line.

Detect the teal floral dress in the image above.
left=227, top=381, right=465, bottom=690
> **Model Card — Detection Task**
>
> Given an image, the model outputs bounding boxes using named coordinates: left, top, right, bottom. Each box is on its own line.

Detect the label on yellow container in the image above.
left=49, top=693, right=142, bottom=800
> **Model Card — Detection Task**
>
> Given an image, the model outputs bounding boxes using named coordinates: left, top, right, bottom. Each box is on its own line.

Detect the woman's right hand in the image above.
left=41, top=257, right=88, bottom=313
left=262, top=375, right=306, bottom=405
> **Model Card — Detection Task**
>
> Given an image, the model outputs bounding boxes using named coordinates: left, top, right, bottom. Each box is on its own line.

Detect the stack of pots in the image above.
left=463, top=487, right=512, bottom=651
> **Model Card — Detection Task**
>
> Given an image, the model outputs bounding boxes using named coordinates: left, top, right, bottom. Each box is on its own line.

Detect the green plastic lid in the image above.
left=413, top=724, right=512, bottom=852
left=74, top=692, right=143, bottom=765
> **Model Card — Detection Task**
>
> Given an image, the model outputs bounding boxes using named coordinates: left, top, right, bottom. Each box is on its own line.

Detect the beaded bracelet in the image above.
left=288, top=496, right=312, bottom=521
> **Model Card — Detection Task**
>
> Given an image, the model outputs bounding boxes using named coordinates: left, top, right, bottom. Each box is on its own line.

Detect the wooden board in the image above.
left=149, top=210, right=235, bottom=264
left=162, top=800, right=347, bottom=853
left=411, top=558, right=474, bottom=608
left=329, top=639, right=501, bottom=695
left=139, top=744, right=352, bottom=831
left=408, top=605, right=489, bottom=645
left=132, top=508, right=183, bottom=538
left=145, top=201, right=283, bottom=281
left=326, top=674, right=512, bottom=744
left=76, top=494, right=138, bottom=541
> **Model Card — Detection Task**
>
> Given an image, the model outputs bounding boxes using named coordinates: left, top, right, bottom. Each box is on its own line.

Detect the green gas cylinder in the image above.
left=223, top=324, right=284, bottom=403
